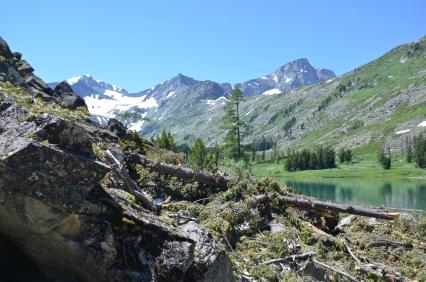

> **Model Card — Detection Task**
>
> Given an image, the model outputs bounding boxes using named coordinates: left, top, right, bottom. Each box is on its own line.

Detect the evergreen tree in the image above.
left=261, top=151, right=266, bottom=162
left=413, top=134, right=426, bottom=168
left=284, top=147, right=336, bottom=171
left=212, top=142, right=221, bottom=169
left=222, top=87, right=244, bottom=160
left=188, top=138, right=208, bottom=169
left=154, top=130, right=176, bottom=151
left=378, top=149, right=391, bottom=170
left=338, top=148, right=353, bottom=164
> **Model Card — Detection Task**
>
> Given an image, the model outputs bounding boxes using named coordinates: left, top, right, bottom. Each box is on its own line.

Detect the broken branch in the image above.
left=260, top=252, right=316, bottom=265
left=106, top=150, right=159, bottom=213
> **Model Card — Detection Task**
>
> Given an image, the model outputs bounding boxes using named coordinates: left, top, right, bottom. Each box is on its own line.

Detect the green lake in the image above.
left=273, top=177, right=426, bottom=211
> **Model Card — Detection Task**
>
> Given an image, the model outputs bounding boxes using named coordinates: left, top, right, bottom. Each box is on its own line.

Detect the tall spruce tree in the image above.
left=188, top=138, right=208, bottom=169
left=222, top=87, right=244, bottom=160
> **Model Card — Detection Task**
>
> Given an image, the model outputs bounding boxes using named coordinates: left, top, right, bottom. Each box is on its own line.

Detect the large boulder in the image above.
left=107, top=118, right=132, bottom=139
left=0, top=99, right=233, bottom=281
left=53, top=81, right=87, bottom=109
left=0, top=36, right=13, bottom=59
left=181, top=221, right=233, bottom=282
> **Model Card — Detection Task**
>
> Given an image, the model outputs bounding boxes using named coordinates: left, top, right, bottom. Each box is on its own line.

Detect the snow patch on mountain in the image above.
left=418, top=120, right=426, bottom=127
left=205, top=96, right=228, bottom=108
left=84, top=90, right=157, bottom=119
left=129, top=113, right=148, bottom=131
left=166, top=91, right=176, bottom=98
left=66, top=76, right=84, bottom=85
left=272, top=73, right=278, bottom=82
left=396, top=129, right=411, bottom=135
left=53, top=75, right=158, bottom=127
left=262, top=88, right=281, bottom=96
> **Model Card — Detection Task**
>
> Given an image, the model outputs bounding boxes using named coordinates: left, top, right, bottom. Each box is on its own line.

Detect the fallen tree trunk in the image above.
left=125, top=152, right=400, bottom=220
left=125, top=152, right=230, bottom=189
left=280, top=195, right=399, bottom=220
left=251, top=194, right=399, bottom=220
left=106, top=150, right=160, bottom=213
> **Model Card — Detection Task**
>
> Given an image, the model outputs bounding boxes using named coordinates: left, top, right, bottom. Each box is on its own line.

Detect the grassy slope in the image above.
left=251, top=158, right=426, bottom=180
left=159, top=37, right=426, bottom=155
left=246, top=37, right=426, bottom=180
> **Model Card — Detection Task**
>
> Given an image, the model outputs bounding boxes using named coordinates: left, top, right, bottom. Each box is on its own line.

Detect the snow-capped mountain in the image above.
left=50, top=59, right=334, bottom=134
left=49, top=75, right=158, bottom=130
left=238, top=58, right=335, bottom=96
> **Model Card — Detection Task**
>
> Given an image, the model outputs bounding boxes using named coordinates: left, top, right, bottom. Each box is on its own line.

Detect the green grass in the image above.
left=252, top=157, right=426, bottom=180
left=0, top=82, right=91, bottom=122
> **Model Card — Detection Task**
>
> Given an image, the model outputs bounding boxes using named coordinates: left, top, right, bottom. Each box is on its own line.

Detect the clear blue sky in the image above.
left=1, top=0, right=425, bottom=92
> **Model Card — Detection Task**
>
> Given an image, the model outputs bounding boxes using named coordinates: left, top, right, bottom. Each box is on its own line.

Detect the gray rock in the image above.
left=0, top=36, right=13, bottom=58
left=180, top=221, right=233, bottom=282
left=238, top=58, right=335, bottom=96
left=0, top=97, right=232, bottom=282
left=54, top=81, right=87, bottom=109
left=107, top=118, right=132, bottom=139
left=269, top=220, right=285, bottom=233
left=17, top=60, right=34, bottom=76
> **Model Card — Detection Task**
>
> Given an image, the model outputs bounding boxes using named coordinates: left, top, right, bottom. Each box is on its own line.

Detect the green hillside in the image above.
left=152, top=37, right=426, bottom=156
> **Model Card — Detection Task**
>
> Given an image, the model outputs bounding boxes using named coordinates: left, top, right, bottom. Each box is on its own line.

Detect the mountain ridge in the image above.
left=50, top=58, right=334, bottom=130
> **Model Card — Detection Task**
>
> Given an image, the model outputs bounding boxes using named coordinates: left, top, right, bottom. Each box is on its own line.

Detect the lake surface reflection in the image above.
left=274, top=178, right=426, bottom=210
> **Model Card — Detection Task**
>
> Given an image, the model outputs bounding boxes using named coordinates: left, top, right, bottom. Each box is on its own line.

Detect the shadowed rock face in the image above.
left=0, top=97, right=233, bottom=281
left=0, top=234, right=49, bottom=282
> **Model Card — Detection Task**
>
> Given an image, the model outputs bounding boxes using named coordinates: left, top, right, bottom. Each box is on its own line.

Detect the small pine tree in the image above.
left=338, top=148, right=353, bottom=164
left=212, top=142, right=221, bottom=169
left=154, top=130, right=176, bottom=151
left=188, top=138, right=208, bottom=169
left=379, top=149, right=391, bottom=170
left=413, top=134, right=426, bottom=168
left=261, top=151, right=266, bottom=162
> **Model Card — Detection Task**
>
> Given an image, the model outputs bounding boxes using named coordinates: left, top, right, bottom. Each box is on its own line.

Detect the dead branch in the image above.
left=125, top=152, right=230, bottom=189
left=312, top=259, right=360, bottom=282
left=105, top=150, right=159, bottom=213
left=355, top=264, right=410, bottom=282
left=343, top=241, right=362, bottom=264
left=300, top=219, right=333, bottom=238
left=343, top=238, right=411, bottom=282
left=260, top=252, right=316, bottom=265
left=366, top=240, right=413, bottom=250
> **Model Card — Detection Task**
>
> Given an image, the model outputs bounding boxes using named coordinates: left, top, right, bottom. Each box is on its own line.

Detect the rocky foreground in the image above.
left=1, top=37, right=425, bottom=282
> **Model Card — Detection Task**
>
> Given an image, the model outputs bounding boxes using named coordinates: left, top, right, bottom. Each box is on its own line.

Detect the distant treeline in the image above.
left=284, top=147, right=336, bottom=171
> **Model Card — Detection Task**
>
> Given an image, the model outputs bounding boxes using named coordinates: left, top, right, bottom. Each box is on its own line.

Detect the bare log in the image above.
left=260, top=252, right=316, bottom=265
left=125, top=152, right=230, bottom=189
left=312, top=259, right=360, bottom=282
left=106, top=150, right=159, bottom=213
left=277, top=195, right=399, bottom=220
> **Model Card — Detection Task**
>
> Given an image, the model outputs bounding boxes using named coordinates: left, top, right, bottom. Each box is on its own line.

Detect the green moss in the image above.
left=0, top=82, right=91, bottom=122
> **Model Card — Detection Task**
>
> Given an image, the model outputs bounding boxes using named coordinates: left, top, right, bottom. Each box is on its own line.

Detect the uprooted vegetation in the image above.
left=1, top=79, right=425, bottom=281
left=102, top=131, right=426, bottom=281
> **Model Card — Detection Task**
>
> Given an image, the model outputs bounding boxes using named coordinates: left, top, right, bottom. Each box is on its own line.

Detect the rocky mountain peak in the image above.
left=169, top=73, right=197, bottom=87
left=238, top=58, right=335, bottom=96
